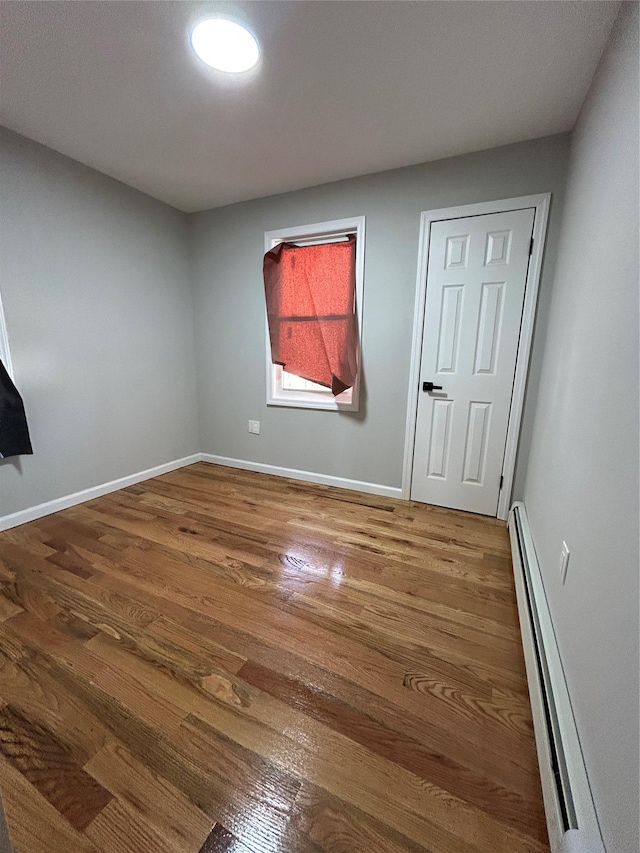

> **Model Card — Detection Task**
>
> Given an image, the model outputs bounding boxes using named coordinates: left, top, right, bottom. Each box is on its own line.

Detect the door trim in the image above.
left=402, top=193, right=551, bottom=520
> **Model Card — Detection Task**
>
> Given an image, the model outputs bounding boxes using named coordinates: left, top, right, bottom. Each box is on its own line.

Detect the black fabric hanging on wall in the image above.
left=0, top=358, right=33, bottom=458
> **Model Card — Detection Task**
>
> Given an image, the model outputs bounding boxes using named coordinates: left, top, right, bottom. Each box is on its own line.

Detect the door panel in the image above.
left=436, top=285, right=464, bottom=373
left=426, top=399, right=454, bottom=479
left=411, top=208, right=535, bottom=515
left=474, top=281, right=504, bottom=374
left=462, top=401, right=492, bottom=485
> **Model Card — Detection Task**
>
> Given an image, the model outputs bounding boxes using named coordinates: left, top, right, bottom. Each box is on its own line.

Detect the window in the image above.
left=264, top=216, right=365, bottom=411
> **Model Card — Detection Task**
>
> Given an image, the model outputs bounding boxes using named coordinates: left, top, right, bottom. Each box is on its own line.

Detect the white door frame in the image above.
left=402, top=193, right=550, bottom=520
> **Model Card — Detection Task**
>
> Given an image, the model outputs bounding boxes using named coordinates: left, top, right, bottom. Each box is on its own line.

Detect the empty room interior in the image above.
left=0, top=2, right=638, bottom=853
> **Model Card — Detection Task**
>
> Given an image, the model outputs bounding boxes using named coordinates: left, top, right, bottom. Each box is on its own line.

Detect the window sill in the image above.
left=267, top=394, right=359, bottom=412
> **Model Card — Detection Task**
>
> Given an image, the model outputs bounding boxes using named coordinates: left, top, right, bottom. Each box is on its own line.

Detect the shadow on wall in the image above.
left=341, top=362, right=368, bottom=423
left=0, top=456, right=23, bottom=475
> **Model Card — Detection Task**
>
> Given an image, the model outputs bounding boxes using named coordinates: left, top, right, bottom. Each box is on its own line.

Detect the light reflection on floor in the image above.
left=279, top=546, right=346, bottom=589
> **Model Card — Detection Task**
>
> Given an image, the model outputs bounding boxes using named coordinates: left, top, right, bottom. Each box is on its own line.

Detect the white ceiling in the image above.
left=0, top=1, right=619, bottom=213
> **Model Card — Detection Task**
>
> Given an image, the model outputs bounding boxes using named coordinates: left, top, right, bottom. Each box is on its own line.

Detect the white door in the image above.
left=411, top=207, right=535, bottom=515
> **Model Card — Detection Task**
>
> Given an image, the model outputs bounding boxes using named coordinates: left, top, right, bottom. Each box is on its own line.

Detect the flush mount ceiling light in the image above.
left=190, top=19, right=260, bottom=73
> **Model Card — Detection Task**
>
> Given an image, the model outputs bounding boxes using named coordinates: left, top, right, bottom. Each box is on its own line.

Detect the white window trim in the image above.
left=264, top=216, right=365, bottom=412
left=0, top=291, right=14, bottom=379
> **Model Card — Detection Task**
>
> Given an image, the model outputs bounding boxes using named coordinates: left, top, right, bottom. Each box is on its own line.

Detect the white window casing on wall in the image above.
left=0, top=291, right=14, bottom=379
left=264, top=216, right=365, bottom=412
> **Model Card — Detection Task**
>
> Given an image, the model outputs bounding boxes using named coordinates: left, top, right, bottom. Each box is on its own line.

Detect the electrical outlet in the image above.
left=560, top=541, right=570, bottom=584
left=248, top=420, right=260, bottom=435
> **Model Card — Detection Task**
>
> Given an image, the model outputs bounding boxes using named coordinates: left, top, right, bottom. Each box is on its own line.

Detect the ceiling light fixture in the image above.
left=190, top=19, right=260, bottom=73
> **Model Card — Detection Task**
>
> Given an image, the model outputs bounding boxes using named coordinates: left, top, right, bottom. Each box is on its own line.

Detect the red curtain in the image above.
left=263, top=235, right=358, bottom=396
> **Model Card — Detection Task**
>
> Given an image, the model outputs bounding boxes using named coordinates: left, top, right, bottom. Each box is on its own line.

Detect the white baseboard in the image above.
left=1, top=452, right=402, bottom=531
left=0, top=454, right=201, bottom=531
left=200, top=453, right=403, bottom=499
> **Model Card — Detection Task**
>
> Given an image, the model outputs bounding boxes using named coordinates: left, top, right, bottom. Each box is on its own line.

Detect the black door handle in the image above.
left=422, top=381, right=443, bottom=392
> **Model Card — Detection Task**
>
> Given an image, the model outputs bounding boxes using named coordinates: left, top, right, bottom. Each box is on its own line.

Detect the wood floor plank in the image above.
left=147, top=615, right=247, bottom=675
left=84, top=740, right=214, bottom=851
left=237, top=659, right=545, bottom=839
left=86, top=620, right=540, bottom=849
left=291, top=780, right=431, bottom=853
left=1, top=540, right=158, bottom=628
left=198, top=823, right=245, bottom=853
left=91, top=553, right=535, bottom=784
left=87, top=548, right=537, bottom=796
left=178, top=712, right=489, bottom=853
left=0, top=462, right=548, bottom=852
left=0, top=588, right=23, bottom=623
left=0, top=705, right=112, bottom=832
left=84, top=797, right=188, bottom=853
left=0, top=756, right=101, bottom=853
left=171, top=716, right=311, bottom=852
left=2, top=610, right=108, bottom=684
left=0, top=644, right=110, bottom=764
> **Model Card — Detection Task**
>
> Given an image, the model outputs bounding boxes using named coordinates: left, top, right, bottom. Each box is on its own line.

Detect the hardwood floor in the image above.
left=0, top=462, right=548, bottom=852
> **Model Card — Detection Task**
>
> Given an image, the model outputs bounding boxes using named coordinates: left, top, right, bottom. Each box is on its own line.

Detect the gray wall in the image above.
left=190, top=135, right=570, bottom=491
left=0, top=128, right=199, bottom=517
left=522, top=5, right=639, bottom=851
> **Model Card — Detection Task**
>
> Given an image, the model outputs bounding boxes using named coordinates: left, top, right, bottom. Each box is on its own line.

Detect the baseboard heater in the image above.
left=508, top=503, right=605, bottom=853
